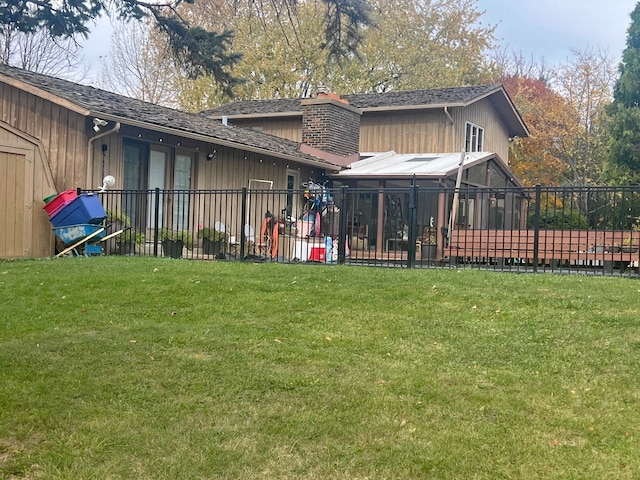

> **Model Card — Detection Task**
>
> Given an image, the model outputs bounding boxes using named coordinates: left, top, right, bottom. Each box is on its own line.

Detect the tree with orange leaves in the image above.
left=501, top=76, right=574, bottom=186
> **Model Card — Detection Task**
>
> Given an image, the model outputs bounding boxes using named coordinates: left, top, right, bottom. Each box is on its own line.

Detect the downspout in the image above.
left=444, top=106, right=454, bottom=152
left=86, top=121, right=121, bottom=188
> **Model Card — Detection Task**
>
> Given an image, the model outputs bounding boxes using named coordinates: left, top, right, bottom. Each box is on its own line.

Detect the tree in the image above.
left=553, top=48, right=617, bottom=186
left=502, top=76, right=573, bottom=186
left=0, top=25, right=84, bottom=78
left=607, top=2, right=640, bottom=183
left=174, top=0, right=497, bottom=108
left=0, top=0, right=372, bottom=95
left=346, top=0, right=496, bottom=91
left=98, top=21, right=180, bottom=107
left=496, top=47, right=616, bottom=187
left=488, top=47, right=552, bottom=84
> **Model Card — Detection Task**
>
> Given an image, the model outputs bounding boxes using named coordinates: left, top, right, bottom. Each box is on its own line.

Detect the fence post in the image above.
left=407, top=179, right=418, bottom=268
left=153, top=188, right=160, bottom=257
left=338, top=185, right=349, bottom=264
left=240, top=187, right=248, bottom=260
left=533, top=184, right=541, bottom=273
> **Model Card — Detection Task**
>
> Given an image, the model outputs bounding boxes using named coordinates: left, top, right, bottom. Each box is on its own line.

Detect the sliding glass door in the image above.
left=122, top=141, right=193, bottom=232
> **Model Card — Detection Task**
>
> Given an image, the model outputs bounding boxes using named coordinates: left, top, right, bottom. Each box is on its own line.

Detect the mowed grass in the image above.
left=1, top=258, right=639, bottom=479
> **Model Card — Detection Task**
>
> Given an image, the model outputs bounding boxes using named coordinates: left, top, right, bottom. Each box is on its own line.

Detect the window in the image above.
left=465, top=122, right=484, bottom=152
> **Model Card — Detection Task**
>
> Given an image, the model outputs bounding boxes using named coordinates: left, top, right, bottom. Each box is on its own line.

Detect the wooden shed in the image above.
left=0, top=121, right=57, bottom=258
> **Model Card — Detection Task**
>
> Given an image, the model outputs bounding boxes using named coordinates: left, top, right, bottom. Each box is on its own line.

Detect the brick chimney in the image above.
left=300, top=92, right=362, bottom=165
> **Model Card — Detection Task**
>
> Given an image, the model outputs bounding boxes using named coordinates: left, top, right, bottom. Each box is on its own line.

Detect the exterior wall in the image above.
left=450, top=97, right=510, bottom=161
left=359, top=109, right=453, bottom=154
left=226, top=118, right=302, bottom=143
left=89, top=124, right=319, bottom=247
left=91, top=124, right=318, bottom=192
left=0, top=81, right=89, bottom=191
left=0, top=124, right=57, bottom=258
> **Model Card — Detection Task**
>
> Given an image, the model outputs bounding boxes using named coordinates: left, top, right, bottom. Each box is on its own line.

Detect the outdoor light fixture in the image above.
left=207, top=152, right=216, bottom=161
left=93, top=117, right=108, bottom=132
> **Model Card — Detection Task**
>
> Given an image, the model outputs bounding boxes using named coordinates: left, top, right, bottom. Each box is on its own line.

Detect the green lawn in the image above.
left=1, top=257, right=639, bottom=479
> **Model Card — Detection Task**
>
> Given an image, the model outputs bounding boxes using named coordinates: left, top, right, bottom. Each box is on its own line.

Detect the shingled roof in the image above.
left=203, top=84, right=528, bottom=138
left=0, top=65, right=336, bottom=169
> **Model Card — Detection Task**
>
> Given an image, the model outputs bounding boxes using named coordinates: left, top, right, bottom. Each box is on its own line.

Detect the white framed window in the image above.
left=465, top=122, right=484, bottom=152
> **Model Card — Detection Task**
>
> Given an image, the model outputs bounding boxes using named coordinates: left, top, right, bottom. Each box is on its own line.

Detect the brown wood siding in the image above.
left=359, top=110, right=453, bottom=154
left=0, top=150, right=24, bottom=257
left=0, top=82, right=88, bottom=191
left=30, top=145, right=56, bottom=257
left=91, top=127, right=317, bottom=239
left=226, top=118, right=302, bottom=143
left=450, top=98, right=510, bottom=161
left=0, top=131, right=56, bottom=258
left=197, top=144, right=315, bottom=190
left=222, top=101, right=512, bottom=161
left=194, top=143, right=316, bottom=235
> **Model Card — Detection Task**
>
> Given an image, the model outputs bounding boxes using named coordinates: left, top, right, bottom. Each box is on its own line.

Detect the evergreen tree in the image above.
left=0, top=0, right=370, bottom=96
left=607, top=2, right=640, bottom=183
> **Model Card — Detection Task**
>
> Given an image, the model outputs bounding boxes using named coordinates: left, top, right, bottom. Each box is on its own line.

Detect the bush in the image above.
left=528, top=209, right=589, bottom=229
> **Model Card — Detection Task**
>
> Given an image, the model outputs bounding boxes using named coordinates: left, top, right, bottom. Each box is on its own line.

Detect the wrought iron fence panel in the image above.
left=85, top=185, right=640, bottom=277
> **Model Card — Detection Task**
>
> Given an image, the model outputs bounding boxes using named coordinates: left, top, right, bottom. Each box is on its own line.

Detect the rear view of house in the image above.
left=1, top=64, right=530, bottom=260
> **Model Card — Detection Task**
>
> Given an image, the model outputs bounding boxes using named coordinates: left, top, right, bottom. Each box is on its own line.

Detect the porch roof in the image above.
left=335, top=151, right=523, bottom=186
left=0, top=64, right=337, bottom=170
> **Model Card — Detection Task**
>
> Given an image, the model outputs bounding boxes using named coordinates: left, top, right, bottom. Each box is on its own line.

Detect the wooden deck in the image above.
left=445, top=229, right=640, bottom=267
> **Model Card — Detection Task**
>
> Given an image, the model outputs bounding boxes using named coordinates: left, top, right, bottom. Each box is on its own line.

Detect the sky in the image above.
left=80, top=0, right=638, bottom=82
left=475, top=0, right=636, bottom=64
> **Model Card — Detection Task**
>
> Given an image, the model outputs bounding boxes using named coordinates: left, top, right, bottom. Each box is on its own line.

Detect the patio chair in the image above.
left=245, top=224, right=269, bottom=256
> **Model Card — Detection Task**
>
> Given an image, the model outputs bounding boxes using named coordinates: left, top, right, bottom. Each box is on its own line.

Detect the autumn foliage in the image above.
left=501, top=76, right=576, bottom=186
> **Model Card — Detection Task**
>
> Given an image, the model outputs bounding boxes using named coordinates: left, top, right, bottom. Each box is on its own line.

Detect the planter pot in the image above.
left=421, top=244, right=437, bottom=261
left=116, top=242, right=136, bottom=256
left=203, top=238, right=223, bottom=256
left=621, top=245, right=639, bottom=253
left=162, top=239, right=184, bottom=259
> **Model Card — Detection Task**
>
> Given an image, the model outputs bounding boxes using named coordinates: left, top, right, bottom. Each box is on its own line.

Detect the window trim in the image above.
left=465, top=122, right=484, bottom=153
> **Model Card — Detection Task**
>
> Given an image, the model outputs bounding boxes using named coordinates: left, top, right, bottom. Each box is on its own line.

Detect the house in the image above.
left=206, top=86, right=529, bottom=255
left=0, top=64, right=339, bottom=258
left=1, top=63, right=528, bottom=260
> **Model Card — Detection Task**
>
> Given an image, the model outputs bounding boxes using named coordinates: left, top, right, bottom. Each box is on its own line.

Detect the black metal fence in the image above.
left=86, top=184, right=640, bottom=277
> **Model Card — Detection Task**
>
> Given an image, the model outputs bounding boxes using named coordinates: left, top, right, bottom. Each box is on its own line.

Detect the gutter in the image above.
left=92, top=114, right=334, bottom=170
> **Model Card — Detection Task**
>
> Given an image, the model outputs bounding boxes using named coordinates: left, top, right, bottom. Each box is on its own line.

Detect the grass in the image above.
left=1, top=257, right=639, bottom=479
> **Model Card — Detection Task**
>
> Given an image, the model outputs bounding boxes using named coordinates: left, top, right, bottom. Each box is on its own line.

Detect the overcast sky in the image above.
left=476, top=0, right=636, bottom=63
left=80, top=1, right=638, bottom=82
